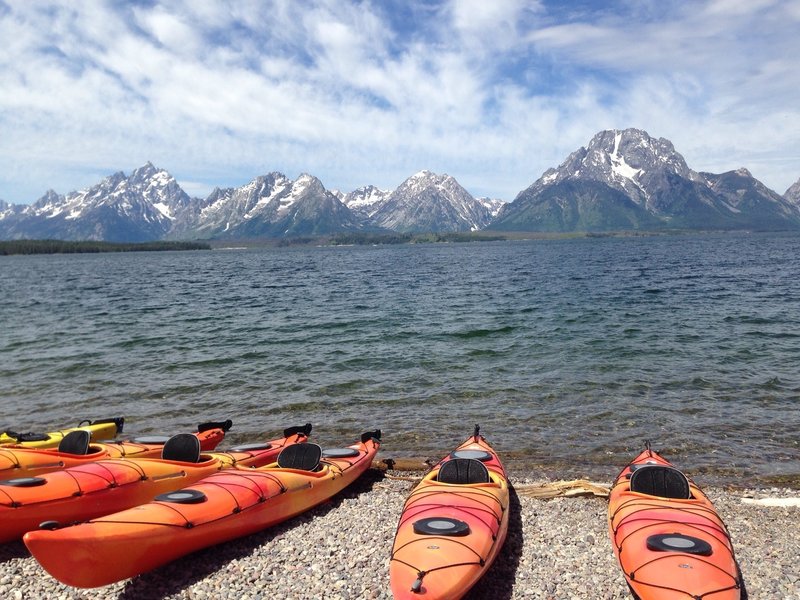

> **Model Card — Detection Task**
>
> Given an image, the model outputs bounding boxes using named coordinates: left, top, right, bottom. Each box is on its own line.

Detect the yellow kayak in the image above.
left=0, top=417, right=125, bottom=449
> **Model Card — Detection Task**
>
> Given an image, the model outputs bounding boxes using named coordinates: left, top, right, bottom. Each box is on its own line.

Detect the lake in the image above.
left=1, top=232, right=799, bottom=486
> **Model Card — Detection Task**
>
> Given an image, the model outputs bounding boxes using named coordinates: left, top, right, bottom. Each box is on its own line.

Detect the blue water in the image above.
left=1, top=233, right=799, bottom=486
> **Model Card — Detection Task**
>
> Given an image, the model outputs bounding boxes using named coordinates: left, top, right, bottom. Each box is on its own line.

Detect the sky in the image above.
left=1, top=0, right=799, bottom=204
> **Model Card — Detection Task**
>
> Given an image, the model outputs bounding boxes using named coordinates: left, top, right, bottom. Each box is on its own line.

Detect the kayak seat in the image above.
left=629, top=465, right=691, bottom=499
left=58, top=430, right=91, bottom=455
left=161, top=433, right=201, bottom=463
left=277, top=443, right=322, bottom=471
left=437, top=458, right=490, bottom=484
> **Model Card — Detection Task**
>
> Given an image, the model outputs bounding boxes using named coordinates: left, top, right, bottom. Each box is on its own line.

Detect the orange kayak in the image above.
left=608, top=445, right=743, bottom=600
left=25, top=428, right=380, bottom=588
left=390, top=426, right=509, bottom=600
left=0, top=417, right=125, bottom=448
left=0, top=423, right=311, bottom=543
left=0, top=420, right=231, bottom=479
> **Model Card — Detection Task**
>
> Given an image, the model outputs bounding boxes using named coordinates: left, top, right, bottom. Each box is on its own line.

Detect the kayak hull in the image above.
left=390, top=432, right=509, bottom=600
left=25, top=431, right=380, bottom=588
left=608, top=449, right=742, bottom=600
left=0, top=427, right=308, bottom=542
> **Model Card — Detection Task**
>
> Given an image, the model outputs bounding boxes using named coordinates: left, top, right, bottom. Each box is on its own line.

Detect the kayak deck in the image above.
left=608, top=448, right=743, bottom=600
left=390, top=429, right=509, bottom=600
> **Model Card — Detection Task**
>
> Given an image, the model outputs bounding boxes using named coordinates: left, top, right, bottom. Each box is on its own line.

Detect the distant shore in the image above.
left=0, top=240, right=211, bottom=255
left=2, top=229, right=786, bottom=255
left=204, top=227, right=770, bottom=248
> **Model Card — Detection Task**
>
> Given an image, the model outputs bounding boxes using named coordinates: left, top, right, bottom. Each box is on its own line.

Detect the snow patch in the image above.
left=542, top=171, right=558, bottom=184
left=153, top=202, right=173, bottom=219
left=610, top=132, right=642, bottom=182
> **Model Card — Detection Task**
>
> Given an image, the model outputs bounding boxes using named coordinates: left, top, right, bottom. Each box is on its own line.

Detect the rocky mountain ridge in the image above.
left=489, top=129, right=800, bottom=232
left=1, top=129, right=798, bottom=241
left=785, top=177, right=800, bottom=206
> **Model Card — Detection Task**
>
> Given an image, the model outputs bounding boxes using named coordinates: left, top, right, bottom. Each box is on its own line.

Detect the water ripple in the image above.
left=1, top=234, right=800, bottom=485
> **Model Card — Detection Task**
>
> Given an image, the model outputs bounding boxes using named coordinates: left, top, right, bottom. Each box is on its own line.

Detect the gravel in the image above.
left=0, top=470, right=797, bottom=599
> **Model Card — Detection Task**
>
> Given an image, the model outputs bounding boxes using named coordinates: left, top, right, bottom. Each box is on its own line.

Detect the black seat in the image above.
left=161, top=433, right=201, bottom=463
left=629, top=465, right=691, bottom=499
left=437, top=458, right=490, bottom=484
left=277, top=443, right=322, bottom=471
left=58, top=430, right=91, bottom=455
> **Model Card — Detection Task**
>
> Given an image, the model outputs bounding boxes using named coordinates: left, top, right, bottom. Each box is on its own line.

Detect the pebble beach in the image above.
left=0, top=469, right=797, bottom=600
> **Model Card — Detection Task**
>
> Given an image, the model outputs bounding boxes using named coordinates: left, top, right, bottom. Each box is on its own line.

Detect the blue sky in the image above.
left=1, top=0, right=799, bottom=204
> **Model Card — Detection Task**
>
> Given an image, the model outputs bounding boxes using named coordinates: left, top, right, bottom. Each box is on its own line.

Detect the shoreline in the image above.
left=1, top=470, right=797, bottom=599
left=373, top=458, right=800, bottom=490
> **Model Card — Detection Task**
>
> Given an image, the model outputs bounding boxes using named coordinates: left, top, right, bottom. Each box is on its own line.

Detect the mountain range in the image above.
left=489, top=129, right=800, bottom=232
left=2, top=128, right=799, bottom=241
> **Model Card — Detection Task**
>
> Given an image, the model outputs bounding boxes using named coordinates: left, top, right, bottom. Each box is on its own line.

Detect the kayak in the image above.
left=121, top=418, right=234, bottom=453
left=0, top=417, right=125, bottom=449
left=25, top=428, right=380, bottom=588
left=608, top=444, right=743, bottom=600
left=0, top=423, right=312, bottom=543
left=389, top=426, right=509, bottom=600
left=0, top=420, right=232, bottom=479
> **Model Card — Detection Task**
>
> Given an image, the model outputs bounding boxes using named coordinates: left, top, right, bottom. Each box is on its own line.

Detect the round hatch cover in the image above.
left=322, top=448, right=360, bottom=458
left=132, top=435, right=170, bottom=444
left=413, top=517, right=471, bottom=537
left=155, top=489, right=207, bottom=504
left=450, top=449, right=492, bottom=462
left=646, top=534, right=713, bottom=556
left=0, top=477, right=47, bottom=487
left=229, top=442, right=273, bottom=452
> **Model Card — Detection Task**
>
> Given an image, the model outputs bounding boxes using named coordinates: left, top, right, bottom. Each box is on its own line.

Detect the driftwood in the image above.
left=741, top=497, right=800, bottom=508
left=515, top=480, right=610, bottom=499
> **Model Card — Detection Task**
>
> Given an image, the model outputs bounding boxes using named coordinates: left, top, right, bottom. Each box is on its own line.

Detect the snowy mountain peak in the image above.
left=291, top=174, right=327, bottom=197
left=130, top=161, right=158, bottom=181
left=371, top=170, right=496, bottom=233
left=342, top=185, right=390, bottom=219
left=526, top=128, right=698, bottom=209
left=491, top=129, right=800, bottom=233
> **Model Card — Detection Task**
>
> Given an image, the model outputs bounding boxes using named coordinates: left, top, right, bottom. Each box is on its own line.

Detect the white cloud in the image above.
left=133, top=6, right=204, bottom=55
left=0, top=0, right=798, bottom=204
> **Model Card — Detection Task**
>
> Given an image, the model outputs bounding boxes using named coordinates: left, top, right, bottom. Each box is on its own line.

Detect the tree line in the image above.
left=0, top=240, right=211, bottom=256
